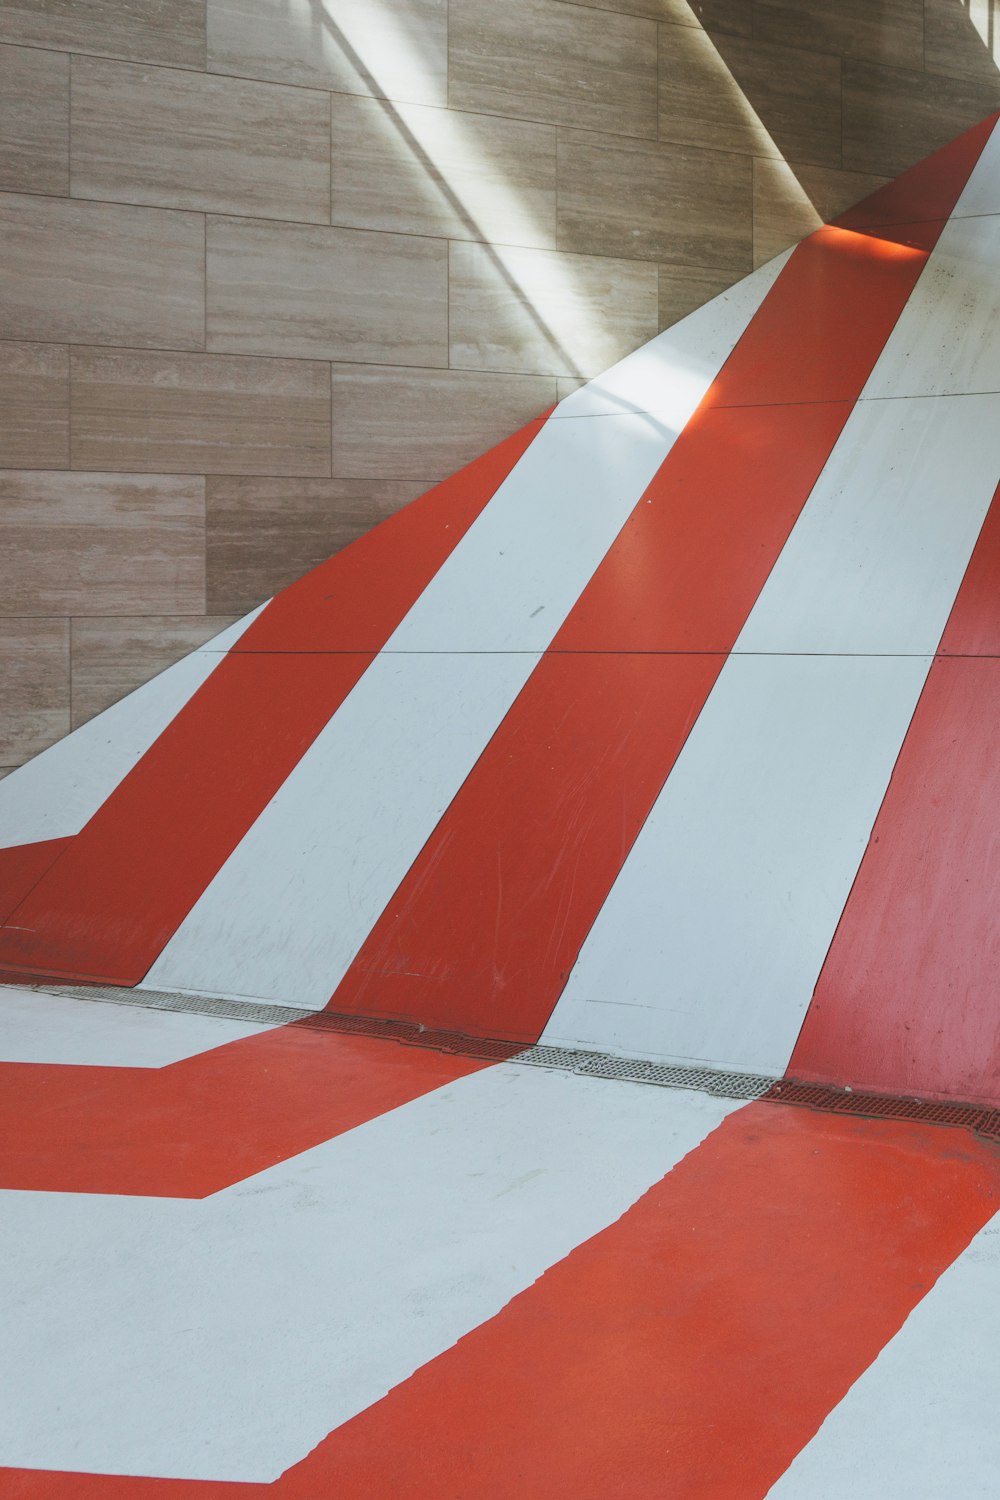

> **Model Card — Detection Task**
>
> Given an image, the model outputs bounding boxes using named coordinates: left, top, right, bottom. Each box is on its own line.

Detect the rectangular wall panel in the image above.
left=0, top=194, right=204, bottom=350
left=206, top=216, right=448, bottom=365
left=71, top=58, right=331, bottom=222
left=0, top=472, right=205, bottom=616
left=863, top=214, right=1000, bottom=397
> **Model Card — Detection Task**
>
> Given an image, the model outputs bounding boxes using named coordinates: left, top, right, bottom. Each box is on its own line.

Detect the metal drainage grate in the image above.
left=518, top=1044, right=776, bottom=1100
left=16, top=983, right=1000, bottom=1130
left=44, top=984, right=522, bottom=1062
left=28, top=983, right=776, bottom=1101
left=767, top=1080, right=1000, bottom=1138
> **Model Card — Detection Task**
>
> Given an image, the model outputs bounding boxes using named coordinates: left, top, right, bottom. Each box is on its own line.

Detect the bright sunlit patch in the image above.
left=572, top=342, right=714, bottom=436
left=301, top=0, right=828, bottom=376
left=822, top=224, right=932, bottom=263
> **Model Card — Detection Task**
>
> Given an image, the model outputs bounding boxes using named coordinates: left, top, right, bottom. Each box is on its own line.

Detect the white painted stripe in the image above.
left=146, top=652, right=536, bottom=1006
left=735, top=394, right=1000, bottom=655
left=863, top=214, right=1000, bottom=398
left=0, top=988, right=267, bottom=1067
left=543, top=654, right=930, bottom=1076
left=0, top=1065, right=738, bottom=1481
left=151, top=393, right=759, bottom=1003
left=950, top=112, right=1000, bottom=218
left=551, top=251, right=791, bottom=424
left=0, top=608, right=264, bottom=851
left=384, top=409, right=694, bottom=653
left=767, top=1207, right=1000, bottom=1498
left=544, top=223, right=1000, bottom=1072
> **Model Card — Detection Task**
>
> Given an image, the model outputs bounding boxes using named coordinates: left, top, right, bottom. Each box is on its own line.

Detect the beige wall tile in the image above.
left=752, top=157, right=824, bottom=265
left=70, top=614, right=238, bottom=726
left=843, top=60, right=1000, bottom=176
left=71, top=58, right=330, bottom=223
left=206, top=476, right=428, bottom=613
left=557, top=129, right=751, bottom=269
left=658, top=262, right=743, bottom=330
left=925, top=0, right=1000, bottom=83
left=449, top=240, right=658, bottom=377
left=0, top=471, right=205, bottom=615
left=753, top=157, right=895, bottom=268
left=0, top=194, right=205, bottom=349
left=0, top=342, right=69, bottom=469
left=0, top=45, right=69, bottom=196
left=659, top=26, right=843, bottom=168
left=791, top=160, right=894, bottom=222
left=450, top=0, right=657, bottom=137
left=331, top=93, right=556, bottom=249
left=208, top=0, right=447, bottom=105
left=553, top=0, right=680, bottom=18
left=715, top=34, right=843, bottom=168
left=70, top=348, right=331, bottom=477
left=755, top=0, right=924, bottom=70
left=554, top=0, right=751, bottom=32
left=658, top=25, right=776, bottom=158
left=0, top=617, right=69, bottom=763
left=330, top=365, right=555, bottom=479
left=207, top=216, right=448, bottom=364
left=0, top=0, right=205, bottom=68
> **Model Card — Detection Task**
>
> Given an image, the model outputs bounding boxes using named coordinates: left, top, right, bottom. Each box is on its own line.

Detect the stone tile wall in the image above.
left=1, top=0, right=999, bottom=769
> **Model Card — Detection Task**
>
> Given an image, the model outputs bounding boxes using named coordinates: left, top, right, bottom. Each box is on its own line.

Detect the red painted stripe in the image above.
left=836, top=112, right=998, bottom=232
left=0, top=1022, right=490, bottom=1198
left=332, top=404, right=850, bottom=1040
left=704, top=220, right=937, bottom=410
left=327, top=149, right=991, bottom=1042
left=0, top=838, right=71, bottom=925
left=332, top=651, right=724, bottom=1040
left=291, top=1104, right=1000, bottom=1500
left=233, top=415, right=550, bottom=654
left=0, top=418, right=546, bottom=988
left=8, top=1102, right=1000, bottom=1498
left=790, top=481, right=1000, bottom=1104
left=937, top=479, right=1000, bottom=656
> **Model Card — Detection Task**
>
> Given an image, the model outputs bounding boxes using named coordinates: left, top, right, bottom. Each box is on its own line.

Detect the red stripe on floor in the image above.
left=836, top=112, right=998, bottom=232
left=0, top=1021, right=490, bottom=1197
left=704, top=220, right=937, bottom=410
left=233, top=415, right=550, bottom=654
left=331, top=652, right=724, bottom=1040
left=0, top=654, right=372, bottom=986
left=7, top=1101, right=999, bottom=1498
left=0, top=419, right=545, bottom=988
left=327, top=153, right=990, bottom=1043
left=556, top=400, right=852, bottom=652
left=331, top=405, right=849, bottom=1040
left=0, top=838, right=71, bottom=925
left=790, top=481, right=1000, bottom=1105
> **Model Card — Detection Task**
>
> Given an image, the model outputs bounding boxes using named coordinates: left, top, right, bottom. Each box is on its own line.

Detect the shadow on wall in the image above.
left=305, top=0, right=1000, bottom=322
left=694, top=0, right=1000, bottom=233
left=306, top=0, right=587, bottom=379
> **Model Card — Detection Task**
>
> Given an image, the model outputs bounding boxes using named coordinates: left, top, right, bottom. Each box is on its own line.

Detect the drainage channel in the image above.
left=13, top=981, right=1000, bottom=1139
